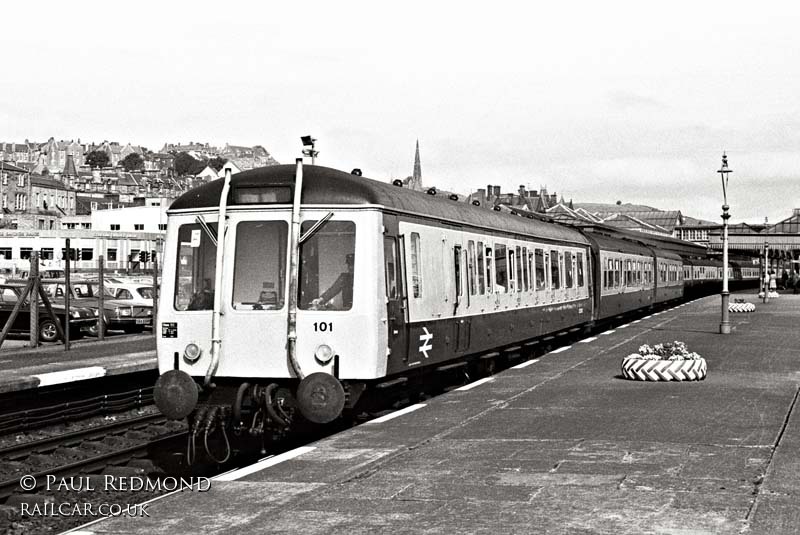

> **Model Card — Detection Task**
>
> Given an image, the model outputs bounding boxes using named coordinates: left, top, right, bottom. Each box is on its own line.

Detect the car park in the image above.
left=38, top=280, right=153, bottom=335
left=0, top=283, right=95, bottom=342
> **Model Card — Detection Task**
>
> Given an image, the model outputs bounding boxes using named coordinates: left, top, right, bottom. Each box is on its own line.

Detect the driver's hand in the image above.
left=311, top=298, right=323, bottom=306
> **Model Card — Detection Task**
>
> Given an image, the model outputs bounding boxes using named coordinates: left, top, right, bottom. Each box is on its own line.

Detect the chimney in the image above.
left=793, top=208, right=800, bottom=216
left=493, top=185, right=501, bottom=198
left=518, top=185, right=526, bottom=197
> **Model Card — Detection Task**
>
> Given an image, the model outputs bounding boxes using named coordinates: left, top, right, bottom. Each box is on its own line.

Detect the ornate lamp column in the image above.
left=718, top=153, right=732, bottom=334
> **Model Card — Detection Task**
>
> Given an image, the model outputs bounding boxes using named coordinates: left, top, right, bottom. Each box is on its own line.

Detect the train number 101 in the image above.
left=313, top=322, right=333, bottom=332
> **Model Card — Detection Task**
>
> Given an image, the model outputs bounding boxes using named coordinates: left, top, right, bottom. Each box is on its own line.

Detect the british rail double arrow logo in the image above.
left=419, top=327, right=433, bottom=358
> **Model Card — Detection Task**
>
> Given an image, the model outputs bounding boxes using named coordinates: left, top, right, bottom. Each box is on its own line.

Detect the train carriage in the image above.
left=154, top=164, right=596, bottom=431
left=653, top=251, right=683, bottom=303
left=683, top=257, right=723, bottom=298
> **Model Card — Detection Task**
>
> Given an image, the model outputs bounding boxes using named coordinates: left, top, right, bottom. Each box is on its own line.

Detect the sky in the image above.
left=2, top=0, right=799, bottom=224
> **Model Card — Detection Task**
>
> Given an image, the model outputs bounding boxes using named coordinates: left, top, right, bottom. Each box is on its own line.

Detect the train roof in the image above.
left=587, top=233, right=682, bottom=261
left=170, top=165, right=591, bottom=245
left=683, top=257, right=723, bottom=267
left=576, top=224, right=707, bottom=258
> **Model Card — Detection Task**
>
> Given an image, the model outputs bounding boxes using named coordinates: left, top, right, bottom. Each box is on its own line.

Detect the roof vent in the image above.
left=392, top=179, right=403, bottom=187
left=427, top=187, right=437, bottom=196
left=471, top=200, right=480, bottom=206
left=351, top=168, right=362, bottom=176
left=448, top=194, right=459, bottom=201
left=493, top=206, right=501, bottom=211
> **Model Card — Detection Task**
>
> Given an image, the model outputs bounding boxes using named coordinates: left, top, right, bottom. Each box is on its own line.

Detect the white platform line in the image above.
left=455, top=377, right=494, bottom=391
left=643, top=315, right=653, bottom=319
left=632, top=320, right=641, bottom=324
left=618, top=324, right=630, bottom=329
left=34, top=366, right=107, bottom=386
left=512, top=359, right=539, bottom=369
left=600, top=330, right=615, bottom=335
left=214, top=446, right=316, bottom=481
left=367, top=403, right=427, bottom=424
left=549, top=346, right=571, bottom=354
left=578, top=337, right=597, bottom=344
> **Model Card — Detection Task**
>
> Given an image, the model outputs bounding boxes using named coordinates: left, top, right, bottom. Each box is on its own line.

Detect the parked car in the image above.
left=0, top=283, right=95, bottom=342
left=104, top=282, right=155, bottom=308
left=37, top=280, right=153, bottom=335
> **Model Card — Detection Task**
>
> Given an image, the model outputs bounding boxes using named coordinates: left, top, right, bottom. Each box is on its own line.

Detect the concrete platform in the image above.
left=0, top=336, right=156, bottom=393
left=75, top=294, right=800, bottom=534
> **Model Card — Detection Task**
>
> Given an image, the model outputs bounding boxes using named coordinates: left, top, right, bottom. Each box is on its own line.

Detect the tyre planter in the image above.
left=728, top=302, right=755, bottom=313
left=621, top=357, right=707, bottom=381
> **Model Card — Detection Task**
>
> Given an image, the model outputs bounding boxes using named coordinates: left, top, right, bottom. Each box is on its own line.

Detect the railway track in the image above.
left=0, top=413, right=187, bottom=502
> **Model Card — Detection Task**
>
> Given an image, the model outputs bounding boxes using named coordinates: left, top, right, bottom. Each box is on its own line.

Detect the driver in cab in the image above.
left=311, top=254, right=354, bottom=309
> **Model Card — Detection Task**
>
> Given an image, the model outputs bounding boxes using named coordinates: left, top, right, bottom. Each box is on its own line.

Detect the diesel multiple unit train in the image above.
left=154, top=164, right=758, bottom=453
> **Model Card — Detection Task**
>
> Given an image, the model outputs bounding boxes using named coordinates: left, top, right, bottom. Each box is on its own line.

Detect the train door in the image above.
left=453, top=244, right=470, bottom=353
left=383, top=220, right=408, bottom=363
left=384, top=236, right=408, bottom=361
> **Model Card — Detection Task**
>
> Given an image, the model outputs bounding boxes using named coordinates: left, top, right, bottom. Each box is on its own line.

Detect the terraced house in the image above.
left=0, top=162, right=76, bottom=230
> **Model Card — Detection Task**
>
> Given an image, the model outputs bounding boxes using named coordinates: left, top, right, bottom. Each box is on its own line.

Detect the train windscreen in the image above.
left=299, top=220, right=356, bottom=310
left=175, top=222, right=218, bottom=311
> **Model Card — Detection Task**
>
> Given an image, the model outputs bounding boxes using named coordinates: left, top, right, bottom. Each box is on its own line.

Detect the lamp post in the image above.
left=300, top=136, right=318, bottom=165
left=717, top=153, right=732, bottom=334
left=763, top=241, right=769, bottom=304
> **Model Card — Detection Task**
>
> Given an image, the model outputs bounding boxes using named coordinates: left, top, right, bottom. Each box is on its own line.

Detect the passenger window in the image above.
left=565, top=251, right=573, bottom=288
left=454, top=245, right=462, bottom=297
left=299, top=220, right=355, bottom=311
left=232, top=221, right=288, bottom=311
left=477, top=241, right=485, bottom=294
left=577, top=252, right=584, bottom=287
left=550, top=250, right=560, bottom=289
left=494, top=244, right=507, bottom=293
left=614, top=259, right=621, bottom=287
left=175, top=221, right=218, bottom=311
left=535, top=249, right=546, bottom=290
left=410, top=232, right=422, bottom=298
left=526, top=248, right=533, bottom=292
left=467, top=241, right=477, bottom=296
left=485, top=247, right=494, bottom=293
left=516, top=246, right=523, bottom=293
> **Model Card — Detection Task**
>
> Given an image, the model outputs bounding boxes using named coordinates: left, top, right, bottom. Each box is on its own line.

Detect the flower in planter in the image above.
left=627, top=340, right=701, bottom=361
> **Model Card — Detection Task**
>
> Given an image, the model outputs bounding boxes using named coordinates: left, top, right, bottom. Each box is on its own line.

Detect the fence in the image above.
left=0, top=241, right=159, bottom=351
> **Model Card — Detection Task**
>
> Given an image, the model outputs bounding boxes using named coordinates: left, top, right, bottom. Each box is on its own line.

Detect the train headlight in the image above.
left=184, top=343, right=202, bottom=363
left=314, top=344, right=334, bottom=364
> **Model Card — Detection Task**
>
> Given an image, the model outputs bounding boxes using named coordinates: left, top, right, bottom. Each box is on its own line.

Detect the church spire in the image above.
left=410, top=139, right=422, bottom=190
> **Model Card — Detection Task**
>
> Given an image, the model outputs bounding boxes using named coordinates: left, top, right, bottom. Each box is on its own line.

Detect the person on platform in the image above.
left=769, top=270, right=777, bottom=293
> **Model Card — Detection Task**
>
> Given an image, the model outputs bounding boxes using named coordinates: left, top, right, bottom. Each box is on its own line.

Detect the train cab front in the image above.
left=152, top=196, right=386, bottom=457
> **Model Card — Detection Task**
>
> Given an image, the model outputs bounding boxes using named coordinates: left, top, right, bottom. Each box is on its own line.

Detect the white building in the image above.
left=0, top=201, right=175, bottom=275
